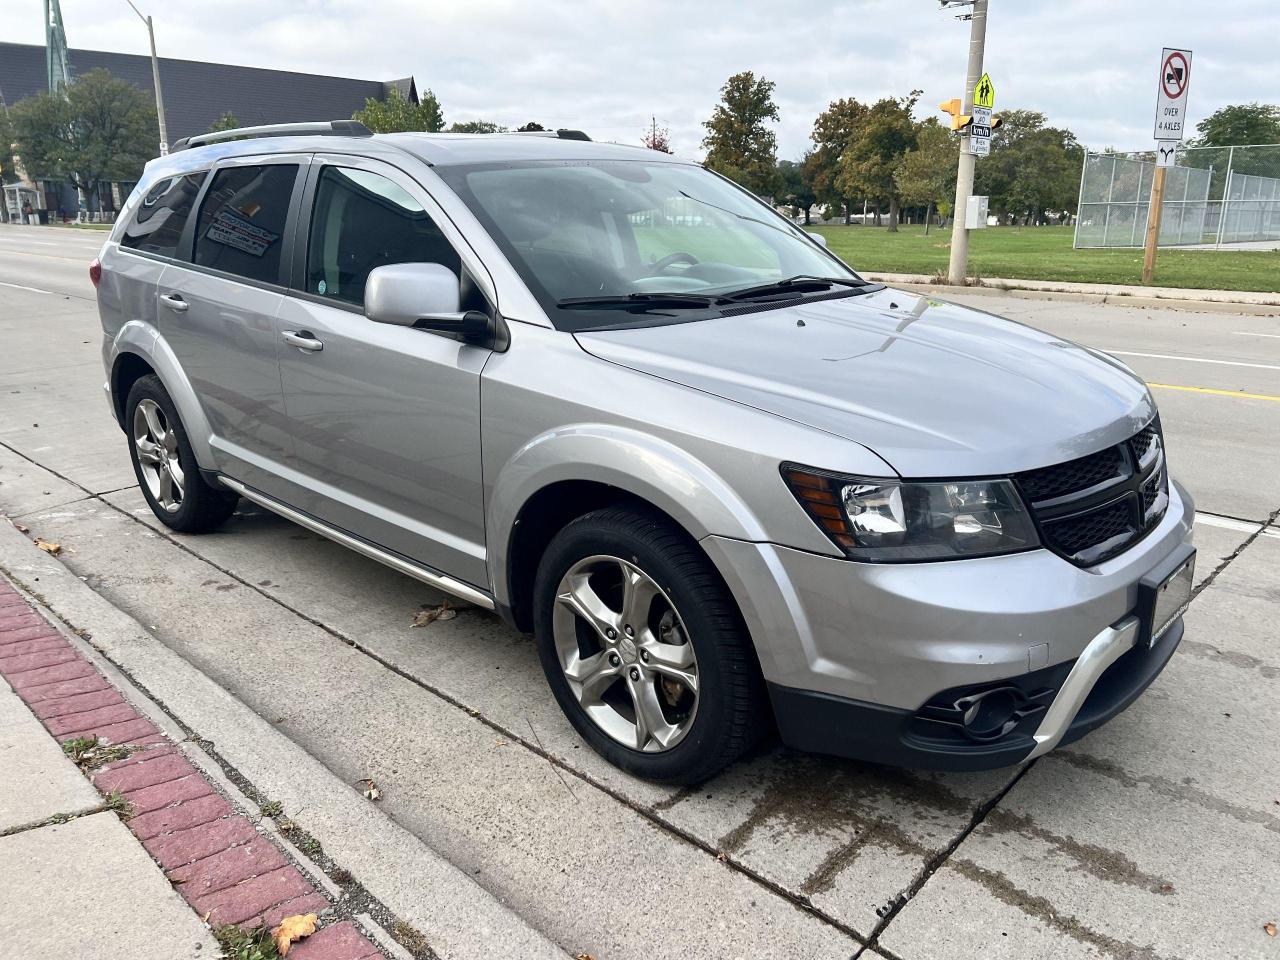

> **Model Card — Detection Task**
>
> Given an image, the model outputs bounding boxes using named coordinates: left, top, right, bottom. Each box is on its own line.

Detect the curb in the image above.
left=864, top=275, right=1280, bottom=316
left=0, top=575, right=384, bottom=959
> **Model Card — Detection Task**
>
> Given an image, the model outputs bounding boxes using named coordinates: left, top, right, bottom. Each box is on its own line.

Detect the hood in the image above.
left=576, top=288, right=1155, bottom=477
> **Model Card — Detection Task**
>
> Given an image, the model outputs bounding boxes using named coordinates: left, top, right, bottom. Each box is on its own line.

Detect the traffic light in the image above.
left=990, top=115, right=1004, bottom=131
left=939, top=98, right=973, bottom=131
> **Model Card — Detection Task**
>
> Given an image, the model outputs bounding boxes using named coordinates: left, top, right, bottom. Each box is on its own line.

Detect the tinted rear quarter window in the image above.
left=120, top=172, right=206, bottom=258
left=193, top=164, right=298, bottom=284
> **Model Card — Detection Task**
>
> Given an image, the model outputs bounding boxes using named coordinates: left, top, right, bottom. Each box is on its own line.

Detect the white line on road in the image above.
left=1232, top=331, right=1280, bottom=339
left=1106, top=350, right=1280, bottom=372
left=0, top=280, right=60, bottom=296
left=1194, top=512, right=1262, bottom=534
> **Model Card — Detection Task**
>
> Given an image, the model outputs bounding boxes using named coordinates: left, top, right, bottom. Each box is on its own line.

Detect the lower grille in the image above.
left=1014, top=419, right=1168, bottom=567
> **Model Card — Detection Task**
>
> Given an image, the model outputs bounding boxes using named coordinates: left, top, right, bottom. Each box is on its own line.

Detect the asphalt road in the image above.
left=1, top=222, right=1277, bottom=959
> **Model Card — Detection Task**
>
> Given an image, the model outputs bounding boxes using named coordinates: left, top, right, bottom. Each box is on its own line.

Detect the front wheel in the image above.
left=125, top=375, right=238, bottom=533
left=533, top=506, right=765, bottom=784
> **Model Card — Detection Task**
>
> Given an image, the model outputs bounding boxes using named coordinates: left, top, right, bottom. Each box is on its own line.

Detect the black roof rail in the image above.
left=171, top=119, right=373, bottom=152
left=510, top=128, right=592, bottom=142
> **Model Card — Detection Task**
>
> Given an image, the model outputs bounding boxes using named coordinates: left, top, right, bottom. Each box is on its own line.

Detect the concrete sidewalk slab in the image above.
left=0, top=811, right=218, bottom=959
left=0, top=683, right=102, bottom=832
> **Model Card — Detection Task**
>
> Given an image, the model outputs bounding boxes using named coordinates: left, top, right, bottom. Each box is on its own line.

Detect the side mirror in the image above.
left=807, top=231, right=828, bottom=248
left=364, top=262, right=492, bottom=342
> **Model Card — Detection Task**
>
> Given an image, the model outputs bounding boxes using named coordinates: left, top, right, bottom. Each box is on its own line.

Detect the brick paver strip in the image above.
left=189, top=863, right=317, bottom=926
left=129, top=792, right=235, bottom=841
left=94, top=750, right=197, bottom=794
left=0, top=636, right=68, bottom=659
left=0, top=575, right=383, bottom=959
left=291, top=920, right=383, bottom=960
left=56, top=714, right=159, bottom=744
left=168, top=839, right=289, bottom=898
left=6, top=657, right=97, bottom=689
left=142, top=812, right=260, bottom=867
left=12, top=673, right=111, bottom=703
left=46, top=701, right=141, bottom=736
left=31, top=687, right=128, bottom=720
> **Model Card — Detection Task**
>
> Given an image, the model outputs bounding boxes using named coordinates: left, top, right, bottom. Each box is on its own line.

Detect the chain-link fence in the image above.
left=1074, top=143, right=1280, bottom=249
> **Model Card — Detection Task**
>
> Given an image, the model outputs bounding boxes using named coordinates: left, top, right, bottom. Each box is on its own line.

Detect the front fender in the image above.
left=487, top=423, right=768, bottom=608
left=109, top=321, right=218, bottom=470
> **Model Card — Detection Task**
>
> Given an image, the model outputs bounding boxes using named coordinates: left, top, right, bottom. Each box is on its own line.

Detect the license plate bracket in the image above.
left=1137, top=545, right=1196, bottom=649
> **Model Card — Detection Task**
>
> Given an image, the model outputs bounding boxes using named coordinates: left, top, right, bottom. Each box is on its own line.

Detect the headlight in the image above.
left=782, top=465, right=1039, bottom=561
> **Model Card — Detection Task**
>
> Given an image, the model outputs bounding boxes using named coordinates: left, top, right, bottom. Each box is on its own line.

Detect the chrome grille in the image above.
left=1014, top=419, right=1168, bottom=567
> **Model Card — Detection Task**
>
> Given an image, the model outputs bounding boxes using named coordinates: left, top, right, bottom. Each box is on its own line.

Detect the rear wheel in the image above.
left=126, top=375, right=238, bottom=533
left=533, top=506, right=765, bottom=784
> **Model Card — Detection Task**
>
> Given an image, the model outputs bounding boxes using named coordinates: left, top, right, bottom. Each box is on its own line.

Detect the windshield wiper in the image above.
left=720, top=275, right=872, bottom=302
left=556, top=292, right=719, bottom=311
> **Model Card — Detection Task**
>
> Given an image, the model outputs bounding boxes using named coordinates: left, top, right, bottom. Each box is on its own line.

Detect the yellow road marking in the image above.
left=1149, top=382, right=1280, bottom=403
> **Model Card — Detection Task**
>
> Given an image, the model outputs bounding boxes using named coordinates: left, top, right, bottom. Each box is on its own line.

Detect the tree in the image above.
left=702, top=71, right=782, bottom=197
left=975, top=109, right=1082, bottom=225
left=776, top=158, right=817, bottom=223
left=208, top=111, right=240, bottom=133
left=516, top=122, right=546, bottom=132
left=838, top=92, right=920, bottom=232
left=807, top=98, right=867, bottom=223
left=1192, top=103, right=1280, bottom=148
left=352, top=87, right=444, bottom=133
left=448, top=120, right=507, bottom=133
left=0, top=109, right=15, bottom=185
left=894, top=119, right=958, bottom=233
left=642, top=118, right=672, bottom=154
left=10, top=68, right=156, bottom=204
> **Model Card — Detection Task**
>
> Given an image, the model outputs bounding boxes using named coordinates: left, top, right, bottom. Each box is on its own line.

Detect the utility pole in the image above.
left=945, top=0, right=988, bottom=285
left=125, top=0, right=169, bottom=156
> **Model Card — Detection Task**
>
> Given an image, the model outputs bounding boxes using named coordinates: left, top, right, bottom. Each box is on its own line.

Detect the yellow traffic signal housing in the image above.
left=989, top=115, right=1004, bottom=131
left=939, top=98, right=973, bottom=131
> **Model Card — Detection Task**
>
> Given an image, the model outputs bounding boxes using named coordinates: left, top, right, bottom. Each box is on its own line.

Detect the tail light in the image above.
left=89, top=258, right=102, bottom=288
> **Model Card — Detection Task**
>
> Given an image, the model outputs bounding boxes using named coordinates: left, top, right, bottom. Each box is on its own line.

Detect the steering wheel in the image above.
left=651, top=252, right=700, bottom=274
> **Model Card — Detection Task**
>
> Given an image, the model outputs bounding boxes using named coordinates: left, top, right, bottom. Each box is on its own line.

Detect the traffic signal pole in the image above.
left=946, top=0, right=988, bottom=285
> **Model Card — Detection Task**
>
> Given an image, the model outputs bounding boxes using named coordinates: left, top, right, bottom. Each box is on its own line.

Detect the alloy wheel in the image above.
left=552, top=555, right=699, bottom=752
left=132, top=398, right=185, bottom=512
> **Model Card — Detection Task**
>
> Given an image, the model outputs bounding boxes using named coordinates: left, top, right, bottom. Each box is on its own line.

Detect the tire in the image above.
left=125, top=375, right=238, bottom=533
left=533, top=505, right=766, bottom=784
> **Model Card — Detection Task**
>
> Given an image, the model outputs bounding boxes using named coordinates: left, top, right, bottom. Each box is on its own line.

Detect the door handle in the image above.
left=159, top=292, right=188, bottom=312
left=281, top=330, right=324, bottom=353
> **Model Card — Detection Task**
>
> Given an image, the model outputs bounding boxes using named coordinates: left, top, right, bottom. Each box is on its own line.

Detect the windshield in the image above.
left=435, top=159, right=863, bottom=331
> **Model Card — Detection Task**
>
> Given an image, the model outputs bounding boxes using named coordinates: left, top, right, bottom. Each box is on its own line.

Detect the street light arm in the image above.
left=123, top=0, right=148, bottom=24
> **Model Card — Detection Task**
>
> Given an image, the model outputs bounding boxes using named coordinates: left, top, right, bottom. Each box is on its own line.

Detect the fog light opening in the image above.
left=958, top=688, right=1021, bottom=741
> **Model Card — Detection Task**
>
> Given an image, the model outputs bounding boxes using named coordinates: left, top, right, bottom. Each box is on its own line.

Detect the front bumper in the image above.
left=702, top=479, right=1195, bottom=770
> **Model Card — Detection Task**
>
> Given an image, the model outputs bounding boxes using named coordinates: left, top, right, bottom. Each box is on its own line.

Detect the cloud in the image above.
left=19, top=0, right=1280, bottom=157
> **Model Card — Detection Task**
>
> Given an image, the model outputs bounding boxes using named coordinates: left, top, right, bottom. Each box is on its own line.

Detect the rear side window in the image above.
left=120, top=172, right=206, bottom=258
left=193, top=164, right=298, bottom=284
left=305, top=166, right=460, bottom=306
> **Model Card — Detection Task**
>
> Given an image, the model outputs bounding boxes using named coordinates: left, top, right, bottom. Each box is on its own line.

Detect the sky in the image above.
left=13, top=0, right=1280, bottom=158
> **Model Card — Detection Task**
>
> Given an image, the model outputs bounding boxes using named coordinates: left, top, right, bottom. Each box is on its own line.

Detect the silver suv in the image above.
left=93, top=121, right=1196, bottom=784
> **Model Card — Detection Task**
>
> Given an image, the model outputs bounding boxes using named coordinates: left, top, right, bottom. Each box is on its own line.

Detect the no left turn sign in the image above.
left=1153, top=47, right=1193, bottom=141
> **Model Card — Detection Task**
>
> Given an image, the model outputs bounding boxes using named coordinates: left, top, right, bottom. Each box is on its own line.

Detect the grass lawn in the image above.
left=809, top=224, right=1280, bottom=294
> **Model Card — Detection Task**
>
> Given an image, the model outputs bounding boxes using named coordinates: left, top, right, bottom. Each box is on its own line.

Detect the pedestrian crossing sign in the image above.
left=974, top=73, right=995, bottom=109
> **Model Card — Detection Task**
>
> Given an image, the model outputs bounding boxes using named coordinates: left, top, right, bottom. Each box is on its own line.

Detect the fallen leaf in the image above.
left=271, top=913, right=318, bottom=956
left=14, top=523, right=29, bottom=534
left=576, top=955, right=597, bottom=960
left=356, top=777, right=382, bottom=801
left=34, top=538, right=61, bottom=555
left=1265, top=921, right=1277, bottom=938
left=411, top=599, right=456, bottom=627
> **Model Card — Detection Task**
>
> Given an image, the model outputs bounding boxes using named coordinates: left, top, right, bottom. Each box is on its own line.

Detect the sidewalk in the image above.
left=0, top=576, right=384, bottom=960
